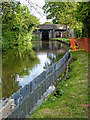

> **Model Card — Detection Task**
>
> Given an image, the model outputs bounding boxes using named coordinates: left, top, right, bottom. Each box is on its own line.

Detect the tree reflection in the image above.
left=2, top=49, right=40, bottom=100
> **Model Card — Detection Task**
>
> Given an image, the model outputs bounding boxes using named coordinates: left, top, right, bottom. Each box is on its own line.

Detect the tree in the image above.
left=2, top=1, right=40, bottom=55
left=75, top=2, right=90, bottom=37
left=43, top=3, right=77, bottom=27
left=42, top=2, right=89, bottom=38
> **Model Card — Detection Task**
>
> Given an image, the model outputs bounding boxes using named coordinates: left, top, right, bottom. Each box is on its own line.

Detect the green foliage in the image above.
left=75, top=2, right=90, bottom=37
left=43, top=2, right=78, bottom=28
left=43, top=2, right=89, bottom=38
left=2, top=1, right=40, bottom=55
left=51, top=38, right=70, bottom=44
left=44, top=22, right=53, bottom=24
left=75, top=2, right=89, bottom=24
left=74, top=28, right=82, bottom=38
left=66, top=29, right=70, bottom=38
left=32, top=34, right=41, bottom=40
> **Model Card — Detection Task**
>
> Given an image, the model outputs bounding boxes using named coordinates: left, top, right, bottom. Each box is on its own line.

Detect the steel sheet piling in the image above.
left=5, top=51, right=70, bottom=118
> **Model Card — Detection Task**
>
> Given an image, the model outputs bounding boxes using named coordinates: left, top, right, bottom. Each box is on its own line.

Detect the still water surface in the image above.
left=2, top=40, right=69, bottom=100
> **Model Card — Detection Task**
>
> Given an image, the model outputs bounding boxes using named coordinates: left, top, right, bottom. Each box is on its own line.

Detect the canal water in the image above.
left=1, top=40, right=69, bottom=101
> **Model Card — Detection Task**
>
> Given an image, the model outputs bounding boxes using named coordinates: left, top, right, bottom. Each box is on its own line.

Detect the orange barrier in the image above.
left=84, top=38, right=90, bottom=53
left=70, top=38, right=76, bottom=51
left=70, top=37, right=90, bottom=53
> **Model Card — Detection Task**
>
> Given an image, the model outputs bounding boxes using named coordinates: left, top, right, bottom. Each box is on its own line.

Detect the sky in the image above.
left=20, top=0, right=52, bottom=24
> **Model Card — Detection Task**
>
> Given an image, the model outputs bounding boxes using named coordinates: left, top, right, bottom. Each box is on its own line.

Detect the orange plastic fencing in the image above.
left=84, top=38, right=90, bottom=53
left=70, top=38, right=90, bottom=53
left=70, top=38, right=76, bottom=51
left=84, top=38, right=88, bottom=52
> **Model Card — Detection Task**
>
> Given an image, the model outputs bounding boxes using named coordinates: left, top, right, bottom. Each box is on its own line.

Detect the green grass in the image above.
left=50, top=38, right=70, bottom=44
left=29, top=51, right=88, bottom=118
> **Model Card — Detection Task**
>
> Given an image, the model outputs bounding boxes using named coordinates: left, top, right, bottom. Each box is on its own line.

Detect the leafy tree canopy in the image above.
left=75, top=2, right=90, bottom=37
left=43, top=2, right=90, bottom=37
left=2, top=1, right=40, bottom=55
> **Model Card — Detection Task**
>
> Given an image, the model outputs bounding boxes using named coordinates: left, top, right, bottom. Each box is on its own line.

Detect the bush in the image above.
left=32, top=34, right=41, bottom=40
left=74, top=28, right=82, bottom=38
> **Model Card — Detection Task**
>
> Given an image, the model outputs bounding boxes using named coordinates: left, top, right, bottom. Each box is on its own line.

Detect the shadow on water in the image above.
left=1, top=40, right=69, bottom=100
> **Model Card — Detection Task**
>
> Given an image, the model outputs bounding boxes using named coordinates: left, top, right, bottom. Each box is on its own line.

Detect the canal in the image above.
left=1, top=40, right=69, bottom=101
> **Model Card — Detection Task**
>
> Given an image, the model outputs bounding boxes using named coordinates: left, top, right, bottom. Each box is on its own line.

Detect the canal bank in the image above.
left=50, top=38, right=70, bottom=46
left=5, top=51, right=70, bottom=118
left=30, top=51, right=88, bottom=118
left=0, top=40, right=70, bottom=119
left=2, top=40, right=69, bottom=100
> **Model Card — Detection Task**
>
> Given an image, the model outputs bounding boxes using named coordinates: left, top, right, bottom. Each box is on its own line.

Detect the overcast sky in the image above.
left=20, top=0, right=52, bottom=24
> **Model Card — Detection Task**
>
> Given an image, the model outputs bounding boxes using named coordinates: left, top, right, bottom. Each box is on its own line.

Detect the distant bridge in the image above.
left=34, top=24, right=69, bottom=40
left=33, top=24, right=75, bottom=40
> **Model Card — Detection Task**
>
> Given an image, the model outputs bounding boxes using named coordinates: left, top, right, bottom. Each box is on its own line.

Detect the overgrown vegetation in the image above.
left=30, top=51, right=88, bottom=118
left=1, top=1, right=40, bottom=56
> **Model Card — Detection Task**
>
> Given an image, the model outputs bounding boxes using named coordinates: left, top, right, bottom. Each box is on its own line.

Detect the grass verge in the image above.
left=29, top=51, right=88, bottom=118
left=50, top=38, right=70, bottom=44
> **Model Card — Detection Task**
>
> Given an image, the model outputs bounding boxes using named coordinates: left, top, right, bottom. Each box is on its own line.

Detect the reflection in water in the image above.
left=2, top=41, right=69, bottom=100
left=18, top=53, right=51, bottom=87
left=2, top=50, right=40, bottom=100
